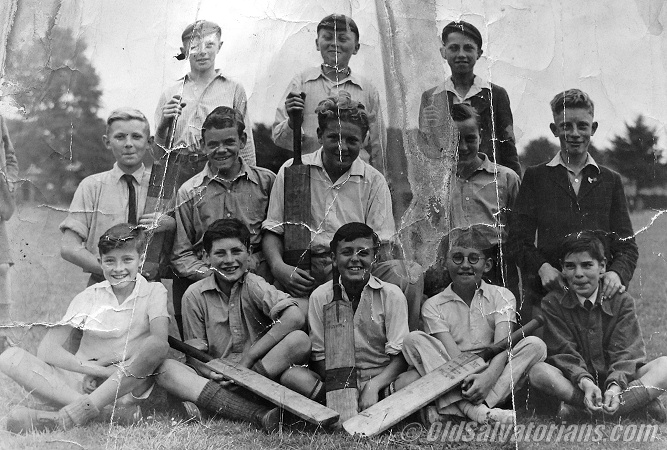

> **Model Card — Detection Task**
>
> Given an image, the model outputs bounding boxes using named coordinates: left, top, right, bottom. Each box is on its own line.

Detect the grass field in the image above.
left=0, top=205, right=666, bottom=449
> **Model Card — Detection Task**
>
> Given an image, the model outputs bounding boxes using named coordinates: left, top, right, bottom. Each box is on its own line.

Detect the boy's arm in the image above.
left=542, top=295, right=594, bottom=386
left=171, top=188, right=210, bottom=280
left=359, top=354, right=408, bottom=411
left=491, top=85, right=521, bottom=177
left=1, top=116, right=19, bottom=181
left=604, top=294, right=646, bottom=390
left=60, top=229, right=103, bottom=276
left=272, top=75, right=304, bottom=151
left=263, top=230, right=314, bottom=297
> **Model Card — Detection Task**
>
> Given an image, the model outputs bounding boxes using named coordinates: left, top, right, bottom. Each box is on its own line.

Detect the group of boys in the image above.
left=0, top=13, right=664, bottom=436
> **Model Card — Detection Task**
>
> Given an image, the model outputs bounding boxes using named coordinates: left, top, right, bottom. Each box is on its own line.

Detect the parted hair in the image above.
left=330, top=222, right=380, bottom=254
left=106, top=108, right=150, bottom=135
left=559, top=230, right=606, bottom=263
left=451, top=103, right=480, bottom=127
left=202, top=218, right=251, bottom=253
left=316, top=91, right=370, bottom=139
left=98, top=223, right=146, bottom=255
left=201, top=106, right=246, bottom=141
left=550, top=89, right=595, bottom=116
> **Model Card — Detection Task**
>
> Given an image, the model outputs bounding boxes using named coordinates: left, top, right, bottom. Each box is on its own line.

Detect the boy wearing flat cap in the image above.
left=272, top=14, right=387, bottom=173
left=419, top=20, right=520, bottom=176
left=155, top=20, right=256, bottom=189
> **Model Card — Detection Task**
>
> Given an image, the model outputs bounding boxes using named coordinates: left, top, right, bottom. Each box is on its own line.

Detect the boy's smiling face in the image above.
left=203, top=126, right=245, bottom=178
left=441, top=32, right=482, bottom=76
left=561, top=251, right=605, bottom=298
left=205, top=237, right=250, bottom=288
left=316, top=28, right=359, bottom=69
left=550, top=107, right=598, bottom=160
left=319, top=119, right=364, bottom=177
left=446, top=246, right=492, bottom=290
left=454, top=117, right=481, bottom=169
left=183, top=32, right=222, bottom=73
left=99, top=243, right=141, bottom=291
left=334, top=236, right=376, bottom=285
left=103, top=119, right=151, bottom=174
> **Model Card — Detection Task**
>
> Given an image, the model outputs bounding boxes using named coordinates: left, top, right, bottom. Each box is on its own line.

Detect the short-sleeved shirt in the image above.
left=308, top=276, right=409, bottom=376
left=451, top=154, right=520, bottom=245
left=182, top=272, right=298, bottom=362
left=155, top=71, right=255, bottom=165
left=171, top=161, right=275, bottom=278
left=272, top=66, right=386, bottom=173
left=422, top=281, right=516, bottom=352
left=262, top=149, right=395, bottom=254
left=61, top=274, right=169, bottom=362
left=59, top=163, right=151, bottom=264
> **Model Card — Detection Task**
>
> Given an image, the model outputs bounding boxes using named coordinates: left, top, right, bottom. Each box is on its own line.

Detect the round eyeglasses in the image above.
left=450, top=252, right=483, bottom=265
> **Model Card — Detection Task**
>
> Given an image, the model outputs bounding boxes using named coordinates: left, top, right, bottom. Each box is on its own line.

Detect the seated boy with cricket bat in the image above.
left=529, top=231, right=667, bottom=422
left=157, top=219, right=323, bottom=432
left=399, top=226, right=546, bottom=425
left=0, top=224, right=170, bottom=433
left=308, top=223, right=410, bottom=411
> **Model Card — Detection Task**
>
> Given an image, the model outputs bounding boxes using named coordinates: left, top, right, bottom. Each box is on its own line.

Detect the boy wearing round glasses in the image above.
left=170, top=106, right=275, bottom=336
left=397, top=226, right=546, bottom=425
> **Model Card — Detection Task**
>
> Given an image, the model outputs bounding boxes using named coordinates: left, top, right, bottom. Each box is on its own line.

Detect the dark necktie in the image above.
left=122, top=174, right=137, bottom=225
left=584, top=299, right=594, bottom=311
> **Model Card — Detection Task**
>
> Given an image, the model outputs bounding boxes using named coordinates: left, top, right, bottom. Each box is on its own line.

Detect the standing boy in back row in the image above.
left=509, top=89, right=638, bottom=321
left=273, top=14, right=386, bottom=173
left=419, top=20, right=520, bottom=176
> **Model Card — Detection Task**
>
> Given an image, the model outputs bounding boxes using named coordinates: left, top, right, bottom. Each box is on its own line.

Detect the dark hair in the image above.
left=550, top=89, right=595, bottom=116
left=316, top=91, right=370, bottom=139
left=201, top=106, right=246, bottom=141
left=202, top=218, right=251, bottom=254
left=559, top=231, right=606, bottom=263
left=98, top=223, right=146, bottom=255
left=441, top=20, right=483, bottom=48
left=330, top=222, right=379, bottom=254
left=451, top=103, right=480, bottom=127
left=317, top=14, right=359, bottom=40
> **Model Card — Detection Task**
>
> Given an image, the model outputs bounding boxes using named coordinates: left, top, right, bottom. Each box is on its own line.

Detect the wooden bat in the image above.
left=168, top=336, right=339, bottom=427
left=142, top=119, right=179, bottom=280
left=324, top=265, right=358, bottom=425
left=283, top=92, right=311, bottom=271
left=342, top=316, right=545, bottom=437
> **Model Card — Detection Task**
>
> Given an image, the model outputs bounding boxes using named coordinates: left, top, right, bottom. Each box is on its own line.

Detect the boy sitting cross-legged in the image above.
left=308, top=223, right=410, bottom=411
left=529, top=231, right=667, bottom=422
left=398, top=226, right=546, bottom=425
left=0, top=224, right=170, bottom=433
left=158, top=219, right=322, bottom=432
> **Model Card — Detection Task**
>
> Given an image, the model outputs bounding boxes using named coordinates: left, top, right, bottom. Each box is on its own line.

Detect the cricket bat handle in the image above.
left=288, top=92, right=306, bottom=165
left=168, top=336, right=214, bottom=363
left=476, top=316, right=544, bottom=362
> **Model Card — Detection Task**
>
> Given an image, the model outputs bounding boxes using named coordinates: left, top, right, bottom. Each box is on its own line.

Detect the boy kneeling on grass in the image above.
left=398, top=226, right=546, bottom=425
left=529, top=231, right=667, bottom=422
left=0, top=224, right=170, bottom=433
left=157, top=218, right=322, bottom=433
left=308, top=223, right=410, bottom=410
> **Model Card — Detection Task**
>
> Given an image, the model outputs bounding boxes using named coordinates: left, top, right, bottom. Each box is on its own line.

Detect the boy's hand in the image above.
left=538, top=263, right=566, bottom=291
left=603, top=384, right=622, bottom=414
left=359, top=381, right=380, bottom=411
left=461, top=372, right=494, bottom=405
left=422, top=104, right=446, bottom=128
left=580, top=378, right=603, bottom=412
left=273, top=262, right=315, bottom=298
left=82, top=374, right=104, bottom=394
left=158, top=95, right=186, bottom=134
left=600, top=271, right=625, bottom=299
left=138, top=212, right=173, bottom=233
left=285, top=92, right=306, bottom=129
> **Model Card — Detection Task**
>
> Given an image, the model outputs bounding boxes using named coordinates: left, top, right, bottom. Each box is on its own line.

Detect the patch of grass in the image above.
left=0, top=206, right=666, bottom=449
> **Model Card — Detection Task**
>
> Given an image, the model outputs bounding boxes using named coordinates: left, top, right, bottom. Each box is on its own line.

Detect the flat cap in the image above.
left=441, top=20, right=482, bottom=48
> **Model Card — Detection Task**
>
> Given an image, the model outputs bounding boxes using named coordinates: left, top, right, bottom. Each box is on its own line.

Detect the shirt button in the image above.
left=227, top=189, right=231, bottom=193
left=466, top=197, right=470, bottom=201
left=227, top=213, right=231, bottom=217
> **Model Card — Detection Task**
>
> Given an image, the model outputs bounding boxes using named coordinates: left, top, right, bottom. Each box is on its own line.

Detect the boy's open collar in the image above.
left=560, top=287, right=614, bottom=316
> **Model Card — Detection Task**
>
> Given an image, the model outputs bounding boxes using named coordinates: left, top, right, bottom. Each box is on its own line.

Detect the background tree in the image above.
left=4, top=27, right=113, bottom=204
left=519, top=137, right=558, bottom=172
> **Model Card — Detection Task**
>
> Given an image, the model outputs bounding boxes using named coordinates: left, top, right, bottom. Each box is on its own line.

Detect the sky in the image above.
left=8, top=0, right=667, bottom=153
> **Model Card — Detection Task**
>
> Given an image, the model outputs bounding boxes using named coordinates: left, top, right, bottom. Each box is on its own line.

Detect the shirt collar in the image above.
left=179, top=69, right=226, bottom=82
left=199, top=271, right=248, bottom=295
left=201, top=159, right=258, bottom=186
left=433, top=75, right=490, bottom=101
left=546, top=152, right=600, bottom=173
left=474, top=153, right=495, bottom=174
left=307, top=148, right=366, bottom=178
left=302, top=66, right=363, bottom=87
left=340, top=275, right=383, bottom=300
left=440, top=280, right=488, bottom=304
left=576, top=287, right=599, bottom=306
left=111, top=163, right=146, bottom=183
left=95, top=273, right=147, bottom=303
left=560, top=286, right=613, bottom=316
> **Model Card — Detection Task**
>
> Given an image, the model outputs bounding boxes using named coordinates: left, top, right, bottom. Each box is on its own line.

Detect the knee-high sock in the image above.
left=616, top=380, right=651, bottom=415
left=196, top=381, right=270, bottom=426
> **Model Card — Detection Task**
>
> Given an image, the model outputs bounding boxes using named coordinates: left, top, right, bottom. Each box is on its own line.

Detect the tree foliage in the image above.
left=520, top=137, right=558, bottom=172
left=4, top=27, right=113, bottom=203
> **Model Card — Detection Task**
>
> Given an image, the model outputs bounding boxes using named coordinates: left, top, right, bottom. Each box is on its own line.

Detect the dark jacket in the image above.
left=419, top=82, right=521, bottom=176
left=508, top=162, right=638, bottom=302
left=542, top=288, right=645, bottom=390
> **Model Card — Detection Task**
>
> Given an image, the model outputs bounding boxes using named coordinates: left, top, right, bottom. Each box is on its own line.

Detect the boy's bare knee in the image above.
left=0, top=346, right=26, bottom=371
left=283, top=330, right=311, bottom=359
left=521, top=336, right=547, bottom=360
left=277, top=306, right=306, bottom=332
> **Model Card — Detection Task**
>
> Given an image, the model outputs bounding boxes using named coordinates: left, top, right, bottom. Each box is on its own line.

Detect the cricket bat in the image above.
left=142, top=119, right=179, bottom=280
left=168, top=336, right=339, bottom=427
left=283, top=92, right=311, bottom=271
left=324, top=265, right=358, bottom=425
left=342, top=316, right=545, bottom=437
